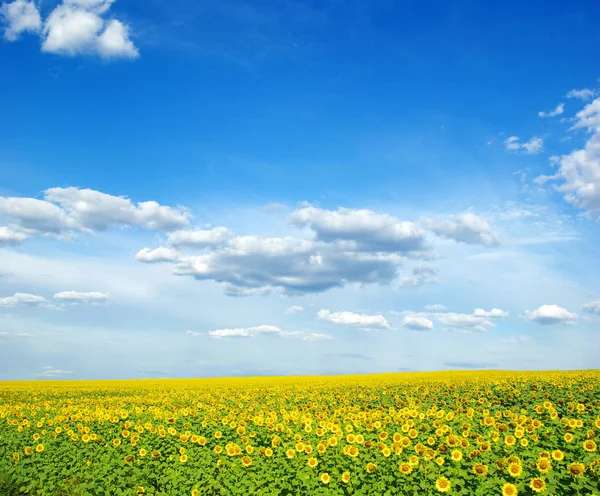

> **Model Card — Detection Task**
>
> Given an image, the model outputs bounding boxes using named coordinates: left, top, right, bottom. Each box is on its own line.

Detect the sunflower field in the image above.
left=1, top=370, right=599, bottom=496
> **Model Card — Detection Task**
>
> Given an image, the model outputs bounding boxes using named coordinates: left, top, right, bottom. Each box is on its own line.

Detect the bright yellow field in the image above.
left=1, top=370, right=599, bottom=496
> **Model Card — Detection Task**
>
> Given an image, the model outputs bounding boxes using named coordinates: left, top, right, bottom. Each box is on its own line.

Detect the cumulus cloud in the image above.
left=1, top=0, right=138, bottom=59
left=285, top=305, right=303, bottom=315
left=0, top=226, right=29, bottom=246
left=523, top=304, right=577, bottom=325
left=41, top=0, right=138, bottom=59
left=289, top=205, right=431, bottom=255
left=172, top=235, right=406, bottom=296
left=504, top=136, right=544, bottom=154
left=473, top=308, right=509, bottom=318
left=208, top=325, right=332, bottom=340
left=397, top=263, right=440, bottom=289
left=167, top=227, right=232, bottom=249
left=53, top=291, right=110, bottom=304
left=566, top=88, right=596, bottom=101
left=538, top=103, right=564, bottom=118
left=535, top=97, right=600, bottom=216
left=44, top=187, right=189, bottom=230
left=135, top=247, right=180, bottom=264
left=317, top=309, right=391, bottom=330
left=424, top=212, right=500, bottom=247
left=0, top=187, right=189, bottom=242
left=582, top=300, right=600, bottom=315
left=402, top=315, right=434, bottom=331
left=0, top=292, right=48, bottom=307
left=0, top=0, right=41, bottom=41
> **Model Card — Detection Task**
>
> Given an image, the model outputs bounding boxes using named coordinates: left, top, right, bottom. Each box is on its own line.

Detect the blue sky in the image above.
left=0, top=0, right=599, bottom=380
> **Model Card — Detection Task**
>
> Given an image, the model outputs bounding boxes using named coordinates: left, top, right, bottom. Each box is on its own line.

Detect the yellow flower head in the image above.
left=502, top=483, right=518, bottom=496
left=320, top=473, right=331, bottom=484
left=567, top=462, right=585, bottom=477
left=529, top=478, right=547, bottom=493
left=435, top=477, right=451, bottom=493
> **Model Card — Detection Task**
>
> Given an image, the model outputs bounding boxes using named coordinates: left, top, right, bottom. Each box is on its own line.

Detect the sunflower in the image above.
left=502, top=483, right=518, bottom=496
left=320, top=473, right=331, bottom=485
left=112, top=439, right=121, bottom=447
left=435, top=477, right=451, bottom=493
left=451, top=450, right=463, bottom=462
left=151, top=450, right=161, bottom=459
left=241, top=456, right=252, bottom=467
left=529, top=478, right=546, bottom=493
left=399, top=463, right=413, bottom=475
left=307, top=457, right=318, bottom=468
left=180, top=454, right=188, bottom=463
left=366, top=462, right=376, bottom=474
left=124, top=455, right=134, bottom=463
left=341, top=472, right=351, bottom=483
left=508, top=463, right=523, bottom=477
left=536, top=458, right=552, bottom=473
left=505, top=436, right=516, bottom=446
left=583, top=440, right=597, bottom=452
left=139, top=448, right=147, bottom=457
left=285, top=449, right=295, bottom=459
left=551, top=449, right=564, bottom=461
left=191, top=491, right=199, bottom=496
left=564, top=433, right=574, bottom=443
left=264, top=448, right=273, bottom=457
left=35, top=444, right=44, bottom=453
left=473, top=463, right=488, bottom=476
left=567, top=462, right=585, bottom=476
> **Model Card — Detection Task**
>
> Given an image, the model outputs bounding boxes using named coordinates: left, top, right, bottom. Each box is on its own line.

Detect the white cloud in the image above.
left=289, top=205, right=431, bottom=255
left=172, top=235, right=407, bottom=296
left=167, top=227, right=232, bottom=248
left=96, top=19, right=138, bottom=59
left=473, top=308, right=509, bottom=318
left=0, top=196, right=76, bottom=232
left=523, top=304, right=577, bottom=325
left=185, top=330, right=203, bottom=336
left=0, top=226, right=29, bottom=246
left=402, top=315, right=434, bottom=331
left=35, top=368, right=74, bottom=378
left=434, top=312, right=496, bottom=333
left=317, top=309, right=391, bottom=330
left=44, top=187, right=189, bottom=230
left=582, top=300, right=600, bottom=315
left=41, top=0, right=138, bottom=59
left=504, top=136, right=544, bottom=154
left=284, top=305, right=303, bottom=315
left=397, top=263, right=440, bottom=289
left=53, top=291, right=110, bottom=304
left=424, top=304, right=446, bottom=312
left=424, top=212, right=500, bottom=246
left=135, top=247, right=180, bottom=263
left=0, top=187, right=189, bottom=241
left=566, top=88, right=596, bottom=101
left=538, top=103, right=564, bottom=118
left=0, top=292, right=47, bottom=307
left=536, top=97, right=600, bottom=216
left=208, top=325, right=332, bottom=340
left=0, top=0, right=41, bottom=41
